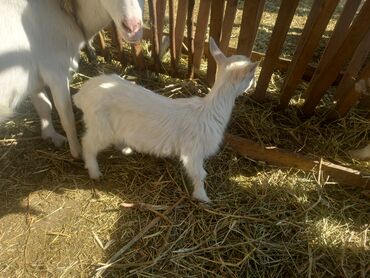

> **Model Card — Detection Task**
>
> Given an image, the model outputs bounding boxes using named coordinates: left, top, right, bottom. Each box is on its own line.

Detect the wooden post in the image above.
left=168, top=0, right=176, bottom=73
left=219, top=0, right=238, bottom=53
left=302, top=0, right=370, bottom=116
left=191, top=0, right=212, bottom=75
left=174, top=0, right=188, bottom=66
left=279, top=0, right=339, bottom=109
left=187, top=0, right=195, bottom=78
left=206, top=0, right=225, bottom=86
left=149, top=0, right=161, bottom=72
left=252, top=0, right=299, bottom=101
left=236, top=0, right=265, bottom=57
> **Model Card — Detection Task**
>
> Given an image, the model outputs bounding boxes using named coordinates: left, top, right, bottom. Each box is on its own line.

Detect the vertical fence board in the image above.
left=304, top=0, right=362, bottom=100
left=253, top=0, right=299, bottom=101
left=302, top=0, right=370, bottom=116
left=207, top=0, right=225, bottom=85
left=192, top=0, right=212, bottom=75
left=149, top=0, right=161, bottom=72
left=187, top=0, right=195, bottom=77
left=333, top=29, right=370, bottom=101
left=219, top=0, right=238, bottom=53
left=279, top=0, right=339, bottom=109
left=174, top=0, right=188, bottom=65
left=156, top=0, right=167, bottom=55
left=330, top=62, right=370, bottom=118
left=236, top=0, right=265, bottom=57
left=169, top=0, right=176, bottom=72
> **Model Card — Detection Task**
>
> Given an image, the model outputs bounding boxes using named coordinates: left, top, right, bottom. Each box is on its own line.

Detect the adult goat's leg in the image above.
left=31, top=90, right=66, bottom=147
left=47, top=77, right=81, bottom=158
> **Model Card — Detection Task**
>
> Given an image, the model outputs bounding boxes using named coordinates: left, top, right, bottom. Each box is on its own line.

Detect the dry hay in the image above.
left=1, top=0, right=369, bottom=277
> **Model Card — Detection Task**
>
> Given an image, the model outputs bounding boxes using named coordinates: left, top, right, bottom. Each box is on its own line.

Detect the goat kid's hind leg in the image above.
left=31, top=90, right=66, bottom=147
left=46, top=76, right=81, bottom=158
left=82, top=132, right=104, bottom=179
left=182, top=155, right=210, bottom=203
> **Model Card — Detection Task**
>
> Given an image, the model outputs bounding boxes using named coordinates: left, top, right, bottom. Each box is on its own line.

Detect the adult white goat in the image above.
left=73, top=38, right=258, bottom=202
left=0, top=0, right=144, bottom=158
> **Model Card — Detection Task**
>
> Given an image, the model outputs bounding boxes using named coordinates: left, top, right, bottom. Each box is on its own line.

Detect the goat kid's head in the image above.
left=209, top=37, right=258, bottom=96
left=101, top=0, right=144, bottom=43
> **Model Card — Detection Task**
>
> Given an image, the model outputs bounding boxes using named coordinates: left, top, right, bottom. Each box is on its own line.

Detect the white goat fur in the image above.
left=0, top=0, right=144, bottom=158
left=74, top=38, right=258, bottom=202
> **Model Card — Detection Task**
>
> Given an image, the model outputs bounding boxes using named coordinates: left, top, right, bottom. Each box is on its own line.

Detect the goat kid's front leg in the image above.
left=46, top=76, right=81, bottom=158
left=31, top=90, right=66, bottom=147
left=182, top=155, right=210, bottom=203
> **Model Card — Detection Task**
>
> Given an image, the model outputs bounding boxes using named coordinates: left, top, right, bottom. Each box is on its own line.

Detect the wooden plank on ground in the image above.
left=329, top=61, right=370, bottom=119
left=187, top=0, right=195, bottom=78
left=333, top=29, right=370, bottom=101
left=304, top=0, right=362, bottom=100
left=225, top=134, right=370, bottom=188
left=206, top=0, right=225, bottom=86
left=279, top=0, right=339, bottom=109
left=236, top=0, right=265, bottom=57
left=174, top=0, right=188, bottom=65
left=192, top=0, right=212, bottom=75
left=253, top=0, right=299, bottom=101
left=302, top=0, right=370, bottom=116
left=219, top=0, right=238, bottom=53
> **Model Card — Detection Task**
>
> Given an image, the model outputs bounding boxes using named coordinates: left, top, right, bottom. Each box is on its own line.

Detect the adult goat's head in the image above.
left=100, top=0, right=144, bottom=43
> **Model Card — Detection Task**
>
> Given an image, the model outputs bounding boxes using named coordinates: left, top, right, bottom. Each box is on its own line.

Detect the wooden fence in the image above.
left=97, top=0, right=370, bottom=119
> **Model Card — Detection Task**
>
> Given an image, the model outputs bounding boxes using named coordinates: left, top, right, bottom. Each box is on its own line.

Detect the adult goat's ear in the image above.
left=209, top=37, right=226, bottom=66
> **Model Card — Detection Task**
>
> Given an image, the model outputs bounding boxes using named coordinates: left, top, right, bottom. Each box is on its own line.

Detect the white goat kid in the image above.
left=0, top=0, right=144, bottom=158
left=74, top=38, right=258, bottom=202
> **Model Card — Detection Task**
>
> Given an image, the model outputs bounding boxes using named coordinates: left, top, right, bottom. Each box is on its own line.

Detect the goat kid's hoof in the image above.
left=88, top=170, right=102, bottom=180
left=42, top=132, right=66, bottom=148
left=192, top=192, right=211, bottom=203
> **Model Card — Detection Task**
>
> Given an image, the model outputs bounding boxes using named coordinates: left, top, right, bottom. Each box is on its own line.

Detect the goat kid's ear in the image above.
left=209, top=37, right=226, bottom=66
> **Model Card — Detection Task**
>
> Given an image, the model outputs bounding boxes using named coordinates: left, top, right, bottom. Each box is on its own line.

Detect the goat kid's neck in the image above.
left=203, top=77, right=239, bottom=125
